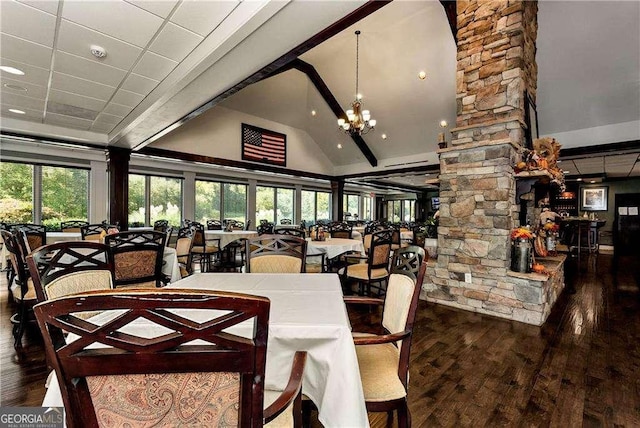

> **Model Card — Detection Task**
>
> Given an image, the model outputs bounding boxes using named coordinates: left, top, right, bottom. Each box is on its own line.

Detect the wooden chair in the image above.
left=215, top=238, right=247, bottom=272
left=344, top=262, right=427, bottom=428
left=33, top=289, right=307, bottom=427
left=280, top=218, right=293, bottom=225
left=12, top=223, right=46, bottom=254
left=1, top=230, right=37, bottom=348
left=305, top=252, right=327, bottom=273
left=104, top=231, right=166, bottom=288
left=329, top=222, right=353, bottom=239
left=153, top=219, right=169, bottom=231
left=390, top=245, right=427, bottom=278
left=363, top=221, right=386, bottom=254
left=60, top=220, right=89, bottom=233
left=258, top=223, right=275, bottom=235
left=26, top=241, right=114, bottom=302
left=341, top=229, right=392, bottom=296
left=245, top=235, right=307, bottom=273
left=174, top=226, right=195, bottom=277
left=80, top=224, right=105, bottom=241
left=190, top=222, right=220, bottom=272
left=274, top=227, right=306, bottom=238
left=206, top=219, right=223, bottom=230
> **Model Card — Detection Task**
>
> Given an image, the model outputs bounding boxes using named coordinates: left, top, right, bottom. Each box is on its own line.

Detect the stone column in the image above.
left=426, top=1, right=545, bottom=324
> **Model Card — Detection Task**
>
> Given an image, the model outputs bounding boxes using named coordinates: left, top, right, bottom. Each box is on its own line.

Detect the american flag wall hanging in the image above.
left=242, top=124, right=287, bottom=167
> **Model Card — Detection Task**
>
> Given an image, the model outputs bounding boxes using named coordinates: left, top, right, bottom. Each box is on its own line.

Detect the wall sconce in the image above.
left=438, top=120, right=448, bottom=149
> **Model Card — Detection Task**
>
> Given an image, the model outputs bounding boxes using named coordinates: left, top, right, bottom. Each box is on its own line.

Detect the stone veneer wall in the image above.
left=421, top=0, right=564, bottom=326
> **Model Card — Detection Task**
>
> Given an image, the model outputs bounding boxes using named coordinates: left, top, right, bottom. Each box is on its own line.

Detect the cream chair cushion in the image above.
left=11, top=278, right=36, bottom=301
left=345, top=263, right=388, bottom=280
left=264, top=389, right=294, bottom=427
left=45, top=270, right=113, bottom=300
left=382, top=273, right=416, bottom=338
left=250, top=255, right=302, bottom=273
left=354, top=334, right=406, bottom=402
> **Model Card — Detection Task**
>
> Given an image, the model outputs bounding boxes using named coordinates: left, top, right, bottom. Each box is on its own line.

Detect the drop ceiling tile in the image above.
left=1, top=105, right=43, bottom=121
left=111, top=88, right=144, bottom=108
left=61, top=0, right=164, bottom=48
left=132, top=51, right=177, bottom=80
left=0, top=58, right=50, bottom=86
left=126, top=0, right=178, bottom=18
left=15, top=0, right=59, bottom=15
left=148, top=22, right=202, bottom=62
left=0, top=91, right=46, bottom=110
left=54, top=51, right=127, bottom=87
left=57, top=19, right=143, bottom=71
left=0, top=33, right=52, bottom=68
left=171, top=0, right=239, bottom=37
left=45, top=112, right=93, bottom=130
left=90, top=122, right=116, bottom=133
left=47, top=100, right=100, bottom=120
left=94, top=112, right=124, bottom=126
left=120, top=73, right=159, bottom=95
left=0, top=1, right=57, bottom=47
left=1, top=76, right=47, bottom=99
left=51, top=72, right=117, bottom=102
left=48, top=89, right=106, bottom=112
left=103, top=102, right=132, bottom=117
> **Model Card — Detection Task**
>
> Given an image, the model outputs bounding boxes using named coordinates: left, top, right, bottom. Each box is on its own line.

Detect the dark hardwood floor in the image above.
left=1, top=254, right=638, bottom=427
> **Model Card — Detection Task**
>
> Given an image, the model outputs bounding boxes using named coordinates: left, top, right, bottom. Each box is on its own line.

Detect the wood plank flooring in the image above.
left=1, top=253, right=638, bottom=427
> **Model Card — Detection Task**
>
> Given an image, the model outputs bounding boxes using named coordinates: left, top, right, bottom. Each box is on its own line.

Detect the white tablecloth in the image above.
left=204, top=230, right=259, bottom=249
left=46, top=232, right=82, bottom=242
left=307, top=238, right=365, bottom=260
left=43, top=273, right=368, bottom=427
left=162, top=247, right=181, bottom=283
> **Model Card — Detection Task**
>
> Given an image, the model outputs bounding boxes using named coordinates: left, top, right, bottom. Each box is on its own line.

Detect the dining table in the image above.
left=204, top=229, right=259, bottom=249
left=42, top=272, right=369, bottom=427
left=307, top=237, right=365, bottom=260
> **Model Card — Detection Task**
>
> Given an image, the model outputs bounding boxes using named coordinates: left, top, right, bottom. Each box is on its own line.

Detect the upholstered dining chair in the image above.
left=258, top=223, right=275, bottom=235
left=274, top=227, right=306, bottom=238
left=174, top=226, right=195, bottom=277
left=104, top=231, right=165, bottom=288
left=12, top=223, right=46, bottom=255
left=206, top=219, right=223, bottom=230
left=34, top=289, right=307, bottom=427
left=341, top=229, right=393, bottom=296
left=329, top=222, right=353, bottom=239
left=190, top=222, right=220, bottom=272
left=390, top=245, right=426, bottom=278
left=60, top=220, right=89, bottom=233
left=1, top=230, right=37, bottom=348
left=245, top=235, right=307, bottom=273
left=153, top=219, right=169, bottom=231
left=344, top=261, right=427, bottom=428
left=26, top=241, right=114, bottom=303
left=80, top=224, right=106, bottom=241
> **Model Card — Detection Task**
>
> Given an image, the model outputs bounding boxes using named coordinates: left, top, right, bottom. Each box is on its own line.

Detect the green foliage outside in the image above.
left=128, top=174, right=183, bottom=227
left=195, top=180, right=221, bottom=223
left=223, top=183, right=246, bottom=223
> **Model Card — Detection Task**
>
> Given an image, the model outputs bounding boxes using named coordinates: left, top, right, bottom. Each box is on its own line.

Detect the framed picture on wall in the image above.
left=581, top=186, right=608, bottom=211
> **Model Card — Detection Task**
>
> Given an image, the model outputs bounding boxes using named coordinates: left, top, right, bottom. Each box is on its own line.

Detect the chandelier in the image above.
left=338, top=30, right=376, bottom=136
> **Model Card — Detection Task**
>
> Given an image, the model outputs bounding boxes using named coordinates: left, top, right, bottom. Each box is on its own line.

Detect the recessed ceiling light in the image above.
left=311, top=110, right=316, bottom=116
left=562, top=170, right=570, bottom=174
left=90, top=45, right=107, bottom=59
left=8, top=108, right=25, bottom=114
left=381, top=134, right=387, bottom=139
left=356, top=93, right=362, bottom=100
left=3, top=83, right=27, bottom=92
left=590, top=180, right=596, bottom=184
left=418, top=71, right=426, bottom=80
left=577, top=178, right=583, bottom=181
left=337, top=143, right=343, bottom=149
left=0, top=65, right=25, bottom=75
left=439, top=120, right=448, bottom=128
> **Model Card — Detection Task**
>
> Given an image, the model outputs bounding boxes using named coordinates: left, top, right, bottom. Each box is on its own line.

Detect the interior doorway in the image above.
left=614, top=193, right=640, bottom=256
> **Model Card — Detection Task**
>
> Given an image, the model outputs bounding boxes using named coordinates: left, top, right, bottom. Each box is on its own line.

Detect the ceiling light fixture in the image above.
left=337, top=31, right=376, bottom=136
left=590, top=180, right=596, bottom=183
left=0, top=65, right=25, bottom=75
left=439, top=120, right=448, bottom=128
left=311, top=110, right=316, bottom=116
left=418, top=71, right=427, bottom=80
left=337, top=143, right=343, bottom=149
left=381, top=134, right=387, bottom=140
left=3, top=83, right=27, bottom=92
left=8, top=108, right=25, bottom=114
left=90, top=45, right=107, bottom=59
left=577, top=178, right=583, bottom=181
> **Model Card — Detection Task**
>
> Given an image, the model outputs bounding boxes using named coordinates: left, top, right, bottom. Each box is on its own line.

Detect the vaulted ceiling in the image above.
left=1, top=0, right=638, bottom=189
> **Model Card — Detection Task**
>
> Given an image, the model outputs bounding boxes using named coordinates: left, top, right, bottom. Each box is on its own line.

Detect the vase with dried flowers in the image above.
left=511, top=226, right=534, bottom=273
left=542, top=221, right=560, bottom=254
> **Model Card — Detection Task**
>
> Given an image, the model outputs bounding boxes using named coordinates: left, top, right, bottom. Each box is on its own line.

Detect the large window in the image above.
left=403, top=200, right=415, bottom=222
left=387, top=200, right=401, bottom=223
left=301, top=190, right=331, bottom=223
left=223, top=183, right=247, bottom=224
left=256, top=185, right=294, bottom=224
left=128, top=174, right=183, bottom=227
left=0, top=161, right=88, bottom=229
left=386, top=199, right=415, bottom=223
left=195, top=180, right=221, bottom=223
left=362, top=195, right=372, bottom=221
left=344, top=194, right=360, bottom=219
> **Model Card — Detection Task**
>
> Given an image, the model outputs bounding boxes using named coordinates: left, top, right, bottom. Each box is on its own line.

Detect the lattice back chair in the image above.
left=245, top=235, right=307, bottom=273
left=60, top=220, right=89, bottom=233
left=206, top=219, right=223, bottom=230
left=280, top=218, right=293, bottom=225
left=274, top=227, right=306, bottom=238
left=34, top=289, right=307, bottom=427
left=257, top=223, right=274, bottom=235
left=26, top=241, right=114, bottom=303
left=363, top=222, right=386, bottom=254
left=13, top=223, right=46, bottom=255
left=80, top=224, right=106, bottom=241
left=162, top=226, right=174, bottom=247
left=1, top=230, right=37, bottom=348
left=412, top=225, right=428, bottom=249
left=153, top=219, right=169, bottom=232
left=329, top=222, right=353, bottom=239
left=390, top=225, right=404, bottom=251
left=215, top=238, right=247, bottom=272
left=190, top=222, right=220, bottom=272
left=230, top=220, right=245, bottom=230
left=174, top=226, right=195, bottom=277
left=341, top=229, right=392, bottom=296
left=245, top=219, right=252, bottom=231
left=104, top=231, right=166, bottom=288
left=390, top=245, right=426, bottom=278
left=344, top=261, right=427, bottom=428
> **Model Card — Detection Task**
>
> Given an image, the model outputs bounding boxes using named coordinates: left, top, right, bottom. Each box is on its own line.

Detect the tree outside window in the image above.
left=0, top=162, right=34, bottom=223
left=195, top=180, right=221, bottom=223
left=223, top=183, right=247, bottom=223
